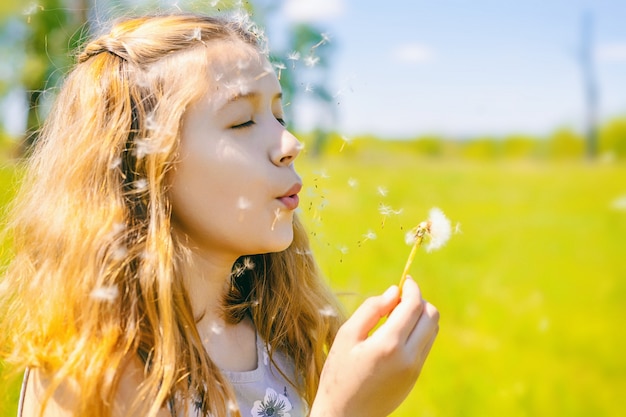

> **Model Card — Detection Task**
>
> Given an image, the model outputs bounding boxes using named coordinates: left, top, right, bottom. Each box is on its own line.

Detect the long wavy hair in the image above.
left=0, top=13, right=344, bottom=417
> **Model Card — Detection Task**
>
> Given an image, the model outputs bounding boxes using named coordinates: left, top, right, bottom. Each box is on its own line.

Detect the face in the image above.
left=169, top=41, right=303, bottom=260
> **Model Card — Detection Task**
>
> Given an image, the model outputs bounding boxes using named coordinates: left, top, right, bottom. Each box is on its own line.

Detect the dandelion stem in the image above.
left=398, top=235, right=423, bottom=295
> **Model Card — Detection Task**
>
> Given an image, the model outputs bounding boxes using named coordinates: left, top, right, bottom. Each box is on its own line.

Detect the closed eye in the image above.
left=276, top=117, right=286, bottom=126
left=231, top=120, right=255, bottom=129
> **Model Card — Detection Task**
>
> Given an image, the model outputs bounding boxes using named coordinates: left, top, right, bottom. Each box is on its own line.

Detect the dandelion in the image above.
left=90, top=285, right=119, bottom=303
left=304, top=83, right=314, bottom=93
left=347, top=178, right=359, bottom=188
left=399, top=207, right=452, bottom=294
left=377, top=186, right=388, bottom=197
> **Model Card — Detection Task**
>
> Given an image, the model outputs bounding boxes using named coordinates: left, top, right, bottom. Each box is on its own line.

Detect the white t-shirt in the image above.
left=222, top=333, right=308, bottom=417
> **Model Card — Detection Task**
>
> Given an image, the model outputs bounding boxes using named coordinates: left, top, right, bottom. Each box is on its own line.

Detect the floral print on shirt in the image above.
left=251, top=387, right=292, bottom=417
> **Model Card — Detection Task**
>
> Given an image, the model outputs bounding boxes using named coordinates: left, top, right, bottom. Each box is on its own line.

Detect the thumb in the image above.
left=346, top=285, right=400, bottom=341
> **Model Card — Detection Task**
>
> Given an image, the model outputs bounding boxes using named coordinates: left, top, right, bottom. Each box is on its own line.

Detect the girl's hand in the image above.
left=310, top=276, right=439, bottom=417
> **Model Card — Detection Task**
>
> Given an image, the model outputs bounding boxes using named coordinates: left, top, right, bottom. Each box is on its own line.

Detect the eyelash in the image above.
left=230, top=117, right=286, bottom=129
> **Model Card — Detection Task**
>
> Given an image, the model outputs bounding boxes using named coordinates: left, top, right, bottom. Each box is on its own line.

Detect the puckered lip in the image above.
left=277, top=182, right=302, bottom=210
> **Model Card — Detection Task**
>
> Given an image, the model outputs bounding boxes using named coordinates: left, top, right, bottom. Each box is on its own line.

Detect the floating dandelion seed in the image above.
left=270, top=208, right=282, bottom=231
left=188, top=27, right=202, bottom=41
left=362, top=230, right=377, bottom=241
left=337, top=245, right=349, bottom=255
left=109, top=157, right=122, bottom=170
left=273, top=62, right=286, bottom=80
left=304, top=55, right=320, bottom=67
left=90, top=285, right=119, bottom=303
left=379, top=203, right=403, bottom=227
left=209, top=320, right=224, bottom=335
left=339, top=135, right=353, bottom=152
left=134, top=137, right=165, bottom=159
left=304, top=83, right=314, bottom=93
left=237, top=196, right=251, bottom=210
left=377, top=186, right=388, bottom=197
left=311, top=33, right=331, bottom=51
left=399, top=207, right=453, bottom=294
left=295, top=248, right=313, bottom=256
left=133, top=179, right=148, bottom=192
left=319, top=305, right=338, bottom=317
left=287, top=51, right=301, bottom=68
left=347, top=178, right=359, bottom=188
left=242, top=256, right=255, bottom=270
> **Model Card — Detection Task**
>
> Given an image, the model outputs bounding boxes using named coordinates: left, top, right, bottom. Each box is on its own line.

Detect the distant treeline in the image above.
left=307, top=117, right=626, bottom=161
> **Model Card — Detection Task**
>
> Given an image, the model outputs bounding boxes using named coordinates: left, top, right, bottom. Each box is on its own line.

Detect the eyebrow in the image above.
left=217, top=91, right=283, bottom=112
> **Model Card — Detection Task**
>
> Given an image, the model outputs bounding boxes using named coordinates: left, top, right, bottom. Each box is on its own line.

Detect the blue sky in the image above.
left=3, top=0, right=625, bottom=139
left=272, top=0, right=626, bottom=138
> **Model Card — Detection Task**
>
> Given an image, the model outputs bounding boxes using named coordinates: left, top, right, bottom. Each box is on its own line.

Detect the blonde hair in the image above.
left=0, top=13, right=344, bottom=417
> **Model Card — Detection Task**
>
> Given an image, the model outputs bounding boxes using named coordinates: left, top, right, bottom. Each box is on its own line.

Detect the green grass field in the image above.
left=1, top=146, right=625, bottom=416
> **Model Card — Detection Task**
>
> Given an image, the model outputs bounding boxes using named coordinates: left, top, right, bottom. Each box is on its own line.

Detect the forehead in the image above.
left=201, top=41, right=278, bottom=99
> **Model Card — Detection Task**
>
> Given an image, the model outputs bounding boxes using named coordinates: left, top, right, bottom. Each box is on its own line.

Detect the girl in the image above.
left=0, top=13, right=439, bottom=417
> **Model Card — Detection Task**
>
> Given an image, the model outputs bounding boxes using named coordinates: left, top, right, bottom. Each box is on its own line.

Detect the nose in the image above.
left=271, top=128, right=303, bottom=167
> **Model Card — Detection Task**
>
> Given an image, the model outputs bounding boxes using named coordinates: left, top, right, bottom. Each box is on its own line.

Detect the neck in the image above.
left=181, top=245, right=236, bottom=329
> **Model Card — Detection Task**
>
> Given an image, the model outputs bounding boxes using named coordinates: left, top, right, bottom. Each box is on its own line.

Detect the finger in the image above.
left=377, top=276, right=425, bottom=343
left=406, top=301, right=440, bottom=354
left=344, top=285, right=400, bottom=341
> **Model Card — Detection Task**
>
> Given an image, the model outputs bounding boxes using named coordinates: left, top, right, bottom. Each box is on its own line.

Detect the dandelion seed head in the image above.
left=273, top=62, right=286, bottom=70
left=90, top=285, right=119, bottom=303
left=424, top=207, right=452, bottom=252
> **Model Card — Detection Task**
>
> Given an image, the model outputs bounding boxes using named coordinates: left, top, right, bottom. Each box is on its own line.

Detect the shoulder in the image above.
left=20, top=358, right=170, bottom=417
